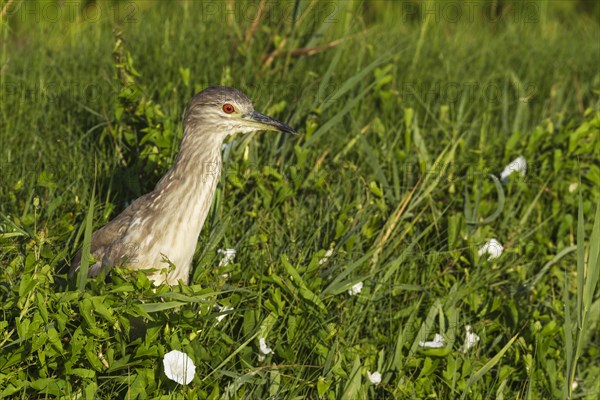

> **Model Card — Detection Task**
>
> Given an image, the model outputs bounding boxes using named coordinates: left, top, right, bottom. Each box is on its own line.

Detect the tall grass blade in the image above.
left=583, top=197, right=600, bottom=316
left=77, top=185, right=95, bottom=291
left=564, top=188, right=599, bottom=398
left=576, top=188, right=585, bottom=328
left=341, top=355, right=362, bottom=399
left=563, top=269, right=574, bottom=399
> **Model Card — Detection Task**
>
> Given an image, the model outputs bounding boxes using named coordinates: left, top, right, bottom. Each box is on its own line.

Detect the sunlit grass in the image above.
left=1, top=1, right=599, bottom=398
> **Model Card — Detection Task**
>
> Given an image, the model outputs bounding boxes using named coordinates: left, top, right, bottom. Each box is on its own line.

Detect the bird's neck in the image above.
left=155, top=129, right=224, bottom=193
left=144, top=129, right=225, bottom=278
left=150, top=128, right=225, bottom=243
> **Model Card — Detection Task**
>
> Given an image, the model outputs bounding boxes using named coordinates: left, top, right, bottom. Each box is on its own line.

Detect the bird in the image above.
left=70, top=86, right=296, bottom=286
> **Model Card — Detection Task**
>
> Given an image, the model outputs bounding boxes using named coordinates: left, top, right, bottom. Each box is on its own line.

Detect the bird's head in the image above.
left=183, top=86, right=296, bottom=137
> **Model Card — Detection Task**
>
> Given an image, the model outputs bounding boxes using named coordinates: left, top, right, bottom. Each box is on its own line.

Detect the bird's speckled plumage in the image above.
left=71, top=86, right=295, bottom=285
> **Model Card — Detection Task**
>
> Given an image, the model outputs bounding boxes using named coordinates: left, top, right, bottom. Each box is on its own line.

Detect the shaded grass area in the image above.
left=1, top=1, right=599, bottom=398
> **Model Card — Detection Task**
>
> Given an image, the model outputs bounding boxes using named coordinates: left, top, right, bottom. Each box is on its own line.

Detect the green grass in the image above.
left=1, top=0, right=599, bottom=398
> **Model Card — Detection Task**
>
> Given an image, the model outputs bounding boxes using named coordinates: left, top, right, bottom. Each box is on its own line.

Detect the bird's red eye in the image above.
left=223, top=104, right=235, bottom=114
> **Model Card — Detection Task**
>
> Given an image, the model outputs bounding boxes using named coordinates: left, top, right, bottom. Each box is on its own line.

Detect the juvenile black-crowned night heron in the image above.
left=71, top=86, right=295, bottom=285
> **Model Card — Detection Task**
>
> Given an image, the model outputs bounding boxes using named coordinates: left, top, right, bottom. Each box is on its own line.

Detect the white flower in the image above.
left=500, top=156, right=527, bottom=181
left=419, top=333, right=445, bottom=348
left=163, top=350, right=196, bottom=385
left=217, top=248, right=236, bottom=267
left=347, top=282, right=363, bottom=296
left=462, top=325, right=480, bottom=352
left=367, top=371, right=382, bottom=385
left=214, top=304, right=233, bottom=323
left=568, top=182, right=578, bottom=193
left=319, top=248, right=334, bottom=265
left=478, top=239, right=503, bottom=260
left=259, top=337, right=273, bottom=355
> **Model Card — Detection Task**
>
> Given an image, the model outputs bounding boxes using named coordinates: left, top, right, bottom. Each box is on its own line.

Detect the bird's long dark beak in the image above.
left=243, top=110, right=296, bottom=135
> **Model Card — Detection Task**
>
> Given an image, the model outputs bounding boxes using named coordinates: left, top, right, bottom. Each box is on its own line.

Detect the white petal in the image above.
left=367, top=371, right=382, bottom=385
left=163, top=350, right=196, bottom=385
left=500, top=156, right=527, bottom=181
left=419, top=333, right=445, bottom=348
left=217, top=248, right=236, bottom=267
left=215, top=304, right=233, bottom=323
left=319, top=248, right=334, bottom=265
left=259, top=337, right=273, bottom=355
left=462, top=325, right=480, bottom=352
left=348, top=282, right=363, bottom=296
left=478, top=239, right=503, bottom=260
left=568, top=182, right=578, bottom=193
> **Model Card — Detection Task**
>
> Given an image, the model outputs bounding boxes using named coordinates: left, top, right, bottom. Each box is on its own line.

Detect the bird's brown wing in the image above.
left=70, top=205, right=136, bottom=279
